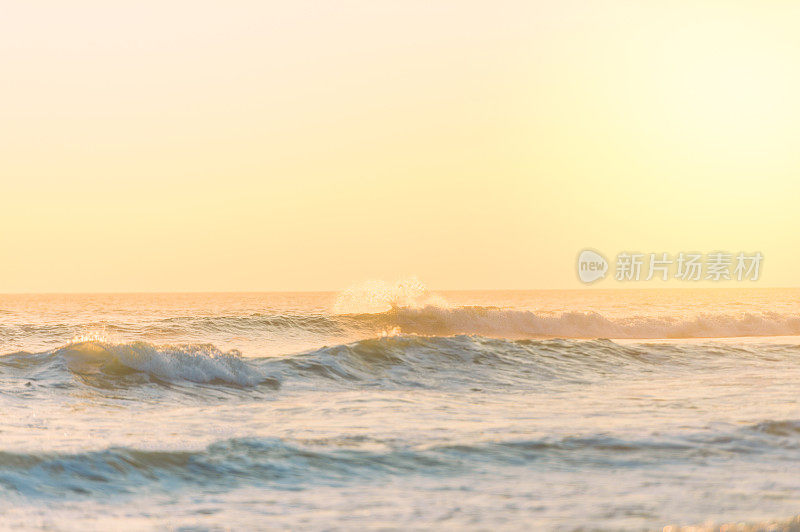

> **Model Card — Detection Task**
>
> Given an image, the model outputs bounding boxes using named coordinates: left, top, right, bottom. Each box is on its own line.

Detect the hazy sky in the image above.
left=2, top=1, right=799, bottom=292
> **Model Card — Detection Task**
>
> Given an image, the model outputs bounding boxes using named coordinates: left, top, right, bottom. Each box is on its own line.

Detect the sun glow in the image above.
left=1, top=1, right=798, bottom=292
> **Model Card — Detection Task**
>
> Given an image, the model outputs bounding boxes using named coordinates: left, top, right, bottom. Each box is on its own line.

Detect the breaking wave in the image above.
left=3, top=308, right=799, bottom=361
left=0, top=341, right=270, bottom=388
left=373, top=306, right=800, bottom=339
left=328, top=279, right=800, bottom=339
left=3, top=335, right=799, bottom=394
left=72, top=306, right=800, bottom=340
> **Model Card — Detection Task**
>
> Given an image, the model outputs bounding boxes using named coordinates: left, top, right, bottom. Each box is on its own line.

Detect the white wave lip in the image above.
left=61, top=341, right=266, bottom=386
left=331, top=278, right=798, bottom=339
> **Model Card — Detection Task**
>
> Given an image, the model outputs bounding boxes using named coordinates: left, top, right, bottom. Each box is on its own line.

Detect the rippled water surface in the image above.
left=2, top=288, right=800, bottom=530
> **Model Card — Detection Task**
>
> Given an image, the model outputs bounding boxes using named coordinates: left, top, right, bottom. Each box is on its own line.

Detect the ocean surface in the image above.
left=2, top=284, right=800, bottom=530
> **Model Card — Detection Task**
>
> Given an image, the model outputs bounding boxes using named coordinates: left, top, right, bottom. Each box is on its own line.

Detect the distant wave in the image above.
left=132, top=306, right=800, bottom=339
left=107, top=307, right=800, bottom=339
left=3, top=309, right=799, bottom=358
left=371, top=306, right=800, bottom=339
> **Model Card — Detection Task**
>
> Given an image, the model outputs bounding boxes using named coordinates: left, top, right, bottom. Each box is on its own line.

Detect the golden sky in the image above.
left=2, top=1, right=799, bottom=292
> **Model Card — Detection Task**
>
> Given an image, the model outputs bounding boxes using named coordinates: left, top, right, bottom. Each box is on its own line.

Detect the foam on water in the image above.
left=3, top=289, right=800, bottom=529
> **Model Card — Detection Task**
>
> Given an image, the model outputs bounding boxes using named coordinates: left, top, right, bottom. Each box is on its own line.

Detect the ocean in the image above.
left=2, top=285, right=800, bottom=530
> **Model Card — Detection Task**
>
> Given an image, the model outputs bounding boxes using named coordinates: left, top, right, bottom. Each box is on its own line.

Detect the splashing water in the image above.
left=333, top=277, right=448, bottom=314
left=69, top=330, right=109, bottom=344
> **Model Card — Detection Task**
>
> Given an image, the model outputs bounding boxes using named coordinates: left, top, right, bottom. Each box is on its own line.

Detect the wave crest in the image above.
left=4, top=333, right=800, bottom=394
left=57, top=341, right=268, bottom=387
left=375, top=306, right=800, bottom=339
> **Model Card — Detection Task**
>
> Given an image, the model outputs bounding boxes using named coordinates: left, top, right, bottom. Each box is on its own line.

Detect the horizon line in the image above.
left=1, top=285, right=798, bottom=296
